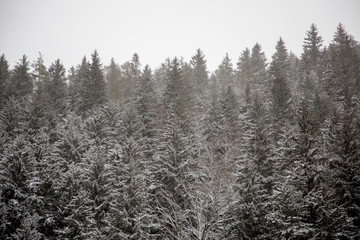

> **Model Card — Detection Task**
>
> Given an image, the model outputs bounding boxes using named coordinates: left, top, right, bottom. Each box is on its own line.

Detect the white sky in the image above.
left=1, top=0, right=359, bottom=72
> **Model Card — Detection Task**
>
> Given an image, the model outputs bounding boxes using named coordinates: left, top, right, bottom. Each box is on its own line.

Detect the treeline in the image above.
left=0, top=23, right=359, bottom=239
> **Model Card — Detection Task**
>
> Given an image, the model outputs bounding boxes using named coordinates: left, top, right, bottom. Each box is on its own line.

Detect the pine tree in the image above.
left=301, top=23, right=323, bottom=74
left=106, top=58, right=122, bottom=102
left=250, top=43, right=268, bottom=85
left=323, top=106, right=360, bottom=238
left=72, top=56, right=90, bottom=113
left=215, top=53, right=234, bottom=87
left=87, top=50, right=106, bottom=110
left=25, top=128, right=63, bottom=238
left=326, top=23, right=360, bottom=106
left=153, top=57, right=199, bottom=239
left=52, top=114, right=93, bottom=239
left=29, top=53, right=51, bottom=131
left=47, top=59, right=67, bottom=117
left=190, top=48, right=208, bottom=94
left=6, top=55, right=33, bottom=98
left=226, top=92, right=274, bottom=239
left=107, top=105, right=151, bottom=239
left=0, top=54, right=10, bottom=107
left=285, top=99, right=323, bottom=238
left=269, top=38, right=292, bottom=122
left=0, top=132, right=34, bottom=239
left=236, top=48, right=252, bottom=89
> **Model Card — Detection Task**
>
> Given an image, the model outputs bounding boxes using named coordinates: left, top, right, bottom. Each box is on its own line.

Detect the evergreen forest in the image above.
left=1, top=23, right=360, bottom=239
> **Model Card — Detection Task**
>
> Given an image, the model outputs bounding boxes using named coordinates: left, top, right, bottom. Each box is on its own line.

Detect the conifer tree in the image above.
left=301, top=23, right=323, bottom=74
left=47, top=59, right=67, bottom=117
left=87, top=50, right=106, bottom=110
left=324, top=107, right=360, bottom=238
left=0, top=54, right=10, bottom=107
left=190, top=48, right=208, bottom=94
left=6, top=55, right=33, bottom=98
left=226, top=92, right=274, bottom=239
left=73, top=56, right=90, bottom=113
left=236, top=48, right=252, bottom=88
left=327, top=23, right=360, bottom=105
left=250, top=43, right=267, bottom=85
left=107, top=105, right=152, bottom=239
left=29, top=53, right=51, bottom=130
left=106, top=58, right=122, bottom=102
left=154, top=57, right=199, bottom=239
left=215, top=53, right=234, bottom=87
left=269, top=38, right=292, bottom=122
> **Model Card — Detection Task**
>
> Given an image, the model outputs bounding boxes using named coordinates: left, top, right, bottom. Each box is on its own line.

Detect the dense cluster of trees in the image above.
left=1, top=23, right=360, bottom=239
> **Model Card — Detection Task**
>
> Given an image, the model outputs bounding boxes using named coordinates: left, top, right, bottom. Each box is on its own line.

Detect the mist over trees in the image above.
left=1, top=23, right=360, bottom=239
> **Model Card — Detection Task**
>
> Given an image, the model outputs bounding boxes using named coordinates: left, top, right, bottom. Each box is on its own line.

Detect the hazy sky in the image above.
left=1, top=0, right=359, bottom=72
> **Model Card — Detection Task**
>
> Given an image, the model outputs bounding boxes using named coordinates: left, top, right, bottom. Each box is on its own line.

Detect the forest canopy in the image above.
left=1, top=23, right=360, bottom=239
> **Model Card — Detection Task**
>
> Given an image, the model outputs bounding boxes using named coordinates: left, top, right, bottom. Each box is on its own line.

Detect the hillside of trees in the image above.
left=1, top=23, right=360, bottom=239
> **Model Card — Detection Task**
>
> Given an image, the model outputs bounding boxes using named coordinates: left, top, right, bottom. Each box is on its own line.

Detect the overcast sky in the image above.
left=1, top=0, right=359, bottom=72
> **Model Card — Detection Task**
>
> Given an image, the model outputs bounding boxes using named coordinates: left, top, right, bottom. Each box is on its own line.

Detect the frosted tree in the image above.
left=323, top=106, right=360, bottom=238
left=0, top=54, right=10, bottom=107
left=135, top=65, right=158, bottom=196
left=119, top=53, right=141, bottom=103
left=301, top=23, right=323, bottom=74
left=215, top=53, right=234, bottom=87
left=75, top=50, right=106, bottom=114
left=106, top=105, right=153, bottom=239
left=153, top=57, right=199, bottom=239
left=106, top=58, right=122, bottom=102
left=46, top=59, right=67, bottom=118
left=236, top=48, right=252, bottom=90
left=85, top=50, right=107, bottom=111
left=326, top=23, right=360, bottom=106
left=190, top=48, right=208, bottom=94
left=269, top=38, right=292, bottom=131
left=70, top=56, right=90, bottom=113
left=220, top=85, right=240, bottom=144
left=6, top=55, right=33, bottom=98
left=250, top=43, right=268, bottom=86
left=29, top=53, right=51, bottom=130
left=226, top=92, right=275, bottom=239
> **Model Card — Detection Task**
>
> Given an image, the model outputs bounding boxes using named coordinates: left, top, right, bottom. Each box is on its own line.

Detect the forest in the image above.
left=0, top=23, right=360, bottom=239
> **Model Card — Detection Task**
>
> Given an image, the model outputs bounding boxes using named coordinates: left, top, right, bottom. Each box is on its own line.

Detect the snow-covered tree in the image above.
left=6, top=55, right=33, bottom=98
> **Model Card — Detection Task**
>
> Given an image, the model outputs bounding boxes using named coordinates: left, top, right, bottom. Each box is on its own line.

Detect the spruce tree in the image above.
left=73, top=56, right=90, bottom=113
left=269, top=38, right=292, bottom=122
left=324, top=107, right=360, bottom=238
left=226, top=92, right=274, bottom=239
left=6, top=55, right=33, bottom=98
left=29, top=53, right=51, bottom=131
left=106, top=58, right=122, bottom=102
left=47, top=59, right=67, bottom=117
left=327, top=23, right=360, bottom=105
left=236, top=48, right=252, bottom=88
left=250, top=43, right=267, bottom=86
left=88, top=50, right=106, bottom=110
left=0, top=54, right=10, bottom=107
left=154, top=57, right=199, bottom=239
left=301, top=23, right=323, bottom=74
left=215, top=53, right=234, bottom=87
left=190, top=48, right=208, bottom=94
